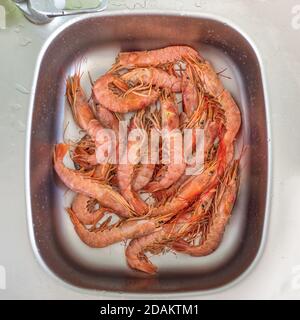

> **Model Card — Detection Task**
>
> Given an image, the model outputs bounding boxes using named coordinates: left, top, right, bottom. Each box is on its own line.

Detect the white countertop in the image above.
left=0, top=0, right=300, bottom=299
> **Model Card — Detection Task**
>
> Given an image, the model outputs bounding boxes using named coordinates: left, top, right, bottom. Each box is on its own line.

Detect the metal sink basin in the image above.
left=26, top=11, right=270, bottom=295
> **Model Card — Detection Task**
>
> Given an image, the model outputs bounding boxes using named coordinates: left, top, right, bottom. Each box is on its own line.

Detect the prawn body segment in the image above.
left=71, top=193, right=105, bottom=225
left=117, top=111, right=149, bottom=215
left=122, top=67, right=182, bottom=92
left=69, top=210, right=158, bottom=248
left=116, top=45, right=202, bottom=68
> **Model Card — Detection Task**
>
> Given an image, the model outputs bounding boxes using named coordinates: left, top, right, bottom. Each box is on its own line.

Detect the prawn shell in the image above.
left=117, top=45, right=202, bottom=68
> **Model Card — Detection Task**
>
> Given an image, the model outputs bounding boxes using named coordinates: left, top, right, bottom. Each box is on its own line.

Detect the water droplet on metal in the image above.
left=17, top=120, right=26, bottom=132
left=10, top=103, right=23, bottom=111
left=19, top=37, right=32, bottom=47
left=194, top=0, right=203, bottom=7
left=14, top=24, right=24, bottom=33
left=110, top=0, right=124, bottom=7
left=15, top=84, right=30, bottom=95
left=125, top=0, right=146, bottom=9
left=145, top=0, right=157, bottom=8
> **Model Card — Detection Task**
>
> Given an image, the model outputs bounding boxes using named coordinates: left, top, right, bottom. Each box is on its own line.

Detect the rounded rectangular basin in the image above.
left=26, top=11, right=271, bottom=295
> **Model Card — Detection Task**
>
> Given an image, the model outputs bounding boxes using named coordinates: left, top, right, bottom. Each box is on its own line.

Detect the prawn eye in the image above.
left=74, top=163, right=81, bottom=170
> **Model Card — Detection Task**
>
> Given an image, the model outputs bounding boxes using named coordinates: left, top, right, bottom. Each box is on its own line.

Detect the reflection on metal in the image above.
left=0, top=265, right=6, bottom=290
left=0, top=5, right=6, bottom=29
left=291, top=5, right=300, bottom=30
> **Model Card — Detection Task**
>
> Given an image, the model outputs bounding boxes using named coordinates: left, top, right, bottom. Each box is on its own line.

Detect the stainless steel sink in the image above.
left=26, top=11, right=271, bottom=294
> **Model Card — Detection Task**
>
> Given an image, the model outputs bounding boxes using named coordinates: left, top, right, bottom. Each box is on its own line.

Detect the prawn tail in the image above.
left=138, top=256, right=157, bottom=275
left=66, top=207, right=79, bottom=226
left=125, top=240, right=158, bottom=274
left=54, top=143, right=69, bottom=163
left=127, top=253, right=157, bottom=275
left=66, top=207, right=88, bottom=237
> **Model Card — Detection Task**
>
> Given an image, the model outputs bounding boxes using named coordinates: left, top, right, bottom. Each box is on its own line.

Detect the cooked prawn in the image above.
left=117, top=111, right=149, bottom=215
left=68, top=209, right=159, bottom=248
left=131, top=111, right=158, bottom=191
left=132, top=163, right=155, bottom=191
left=71, top=193, right=106, bottom=225
left=185, top=56, right=241, bottom=143
left=115, top=45, right=202, bottom=68
left=71, top=141, right=115, bottom=225
left=185, top=55, right=241, bottom=164
left=218, top=90, right=241, bottom=163
left=145, top=90, right=186, bottom=193
left=172, top=159, right=240, bottom=256
left=182, top=67, right=199, bottom=118
left=132, top=135, right=156, bottom=191
left=54, top=143, right=134, bottom=218
left=121, top=67, right=182, bottom=92
left=95, top=104, right=120, bottom=134
left=149, top=149, right=224, bottom=217
left=71, top=135, right=98, bottom=169
left=66, top=73, right=118, bottom=164
left=125, top=189, right=215, bottom=274
left=66, top=73, right=94, bottom=131
left=93, top=73, right=159, bottom=113
left=184, top=56, right=224, bottom=98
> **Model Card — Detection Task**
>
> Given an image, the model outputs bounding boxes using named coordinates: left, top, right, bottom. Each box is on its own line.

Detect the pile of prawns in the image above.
left=53, top=45, right=241, bottom=274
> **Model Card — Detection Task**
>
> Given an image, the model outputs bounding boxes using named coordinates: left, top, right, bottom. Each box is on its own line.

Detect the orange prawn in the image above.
left=121, top=67, right=182, bottom=92
left=66, top=73, right=118, bottom=166
left=182, top=66, right=199, bottom=118
left=54, top=143, right=134, bottom=218
left=145, top=90, right=186, bottom=193
left=125, top=189, right=215, bottom=274
left=117, top=111, right=149, bottom=215
left=95, top=104, right=120, bottom=134
left=172, top=159, right=240, bottom=256
left=70, top=145, right=115, bottom=225
left=93, top=73, right=159, bottom=113
left=71, top=193, right=106, bottom=225
left=68, top=209, right=159, bottom=248
left=115, top=45, right=202, bottom=68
